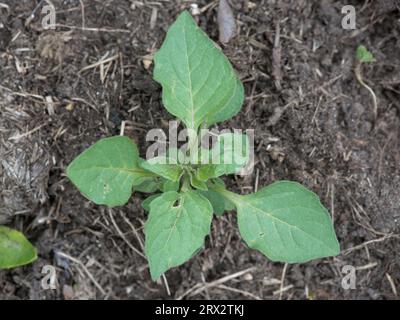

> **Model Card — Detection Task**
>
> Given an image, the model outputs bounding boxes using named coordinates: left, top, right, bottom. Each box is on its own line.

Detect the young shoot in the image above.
left=355, top=45, right=378, bottom=118
left=67, top=11, right=340, bottom=280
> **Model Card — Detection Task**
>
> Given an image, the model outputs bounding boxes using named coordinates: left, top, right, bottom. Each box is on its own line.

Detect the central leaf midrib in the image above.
left=182, top=24, right=195, bottom=129
left=72, top=166, right=148, bottom=176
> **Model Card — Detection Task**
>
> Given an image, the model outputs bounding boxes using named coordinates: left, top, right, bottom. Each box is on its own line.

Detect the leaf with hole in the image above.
left=144, top=190, right=212, bottom=279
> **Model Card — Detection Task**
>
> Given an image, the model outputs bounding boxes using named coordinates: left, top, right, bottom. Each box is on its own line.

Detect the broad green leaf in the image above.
left=133, top=178, right=160, bottom=193
left=0, top=226, right=37, bottom=269
left=139, top=157, right=183, bottom=182
left=142, top=194, right=161, bottom=212
left=145, top=191, right=213, bottom=280
left=198, top=189, right=225, bottom=216
left=219, top=181, right=340, bottom=263
left=197, top=132, right=249, bottom=181
left=199, top=180, right=234, bottom=216
left=357, top=45, right=375, bottom=63
left=67, top=136, right=152, bottom=207
left=153, top=11, right=244, bottom=130
left=161, top=179, right=180, bottom=192
left=224, top=197, right=235, bottom=211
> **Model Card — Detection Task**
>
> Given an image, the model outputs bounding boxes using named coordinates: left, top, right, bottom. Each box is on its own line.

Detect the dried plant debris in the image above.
left=36, top=31, right=73, bottom=63
left=0, top=103, right=50, bottom=219
left=0, top=24, right=11, bottom=50
left=376, top=0, right=400, bottom=15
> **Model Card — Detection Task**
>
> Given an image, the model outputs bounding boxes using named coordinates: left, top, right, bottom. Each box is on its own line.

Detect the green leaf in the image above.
left=142, top=194, right=161, bottom=212
left=67, top=136, right=152, bottom=207
left=133, top=178, right=160, bottom=193
left=212, top=178, right=235, bottom=212
left=197, top=132, right=249, bottom=181
left=198, top=189, right=225, bottom=216
left=189, top=172, right=208, bottom=191
left=161, top=179, right=180, bottom=192
left=0, top=226, right=37, bottom=269
left=139, top=156, right=183, bottom=182
left=199, top=179, right=235, bottom=216
left=144, top=191, right=213, bottom=280
left=357, top=45, right=375, bottom=63
left=153, top=11, right=244, bottom=130
left=224, top=198, right=235, bottom=211
left=218, top=181, right=340, bottom=263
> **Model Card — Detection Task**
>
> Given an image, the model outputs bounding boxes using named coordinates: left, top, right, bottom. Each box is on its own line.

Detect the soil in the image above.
left=0, top=0, right=399, bottom=300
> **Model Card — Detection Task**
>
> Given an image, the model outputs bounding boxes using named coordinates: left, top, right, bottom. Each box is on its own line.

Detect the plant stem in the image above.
left=181, top=174, right=191, bottom=192
left=186, top=128, right=200, bottom=165
left=355, top=61, right=378, bottom=119
left=187, top=129, right=198, bottom=153
left=210, top=182, right=241, bottom=204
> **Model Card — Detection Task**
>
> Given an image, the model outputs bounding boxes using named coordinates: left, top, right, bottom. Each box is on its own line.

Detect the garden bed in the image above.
left=0, top=0, right=399, bottom=299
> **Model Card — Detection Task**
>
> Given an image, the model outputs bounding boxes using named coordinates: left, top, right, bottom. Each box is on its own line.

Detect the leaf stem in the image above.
left=209, top=182, right=241, bottom=205
left=187, top=129, right=198, bottom=155
left=181, top=174, right=192, bottom=192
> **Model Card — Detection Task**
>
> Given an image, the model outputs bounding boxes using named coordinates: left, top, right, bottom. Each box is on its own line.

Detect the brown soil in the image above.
left=0, top=0, right=399, bottom=300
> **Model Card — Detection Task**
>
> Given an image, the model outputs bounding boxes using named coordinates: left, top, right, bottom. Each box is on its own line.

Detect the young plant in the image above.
left=355, top=45, right=378, bottom=117
left=0, top=226, right=37, bottom=269
left=67, top=11, right=340, bottom=280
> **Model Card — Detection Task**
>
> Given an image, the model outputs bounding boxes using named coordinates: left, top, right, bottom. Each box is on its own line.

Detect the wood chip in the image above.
left=218, top=0, right=237, bottom=44
left=150, top=7, right=158, bottom=30
left=272, top=21, right=282, bottom=91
